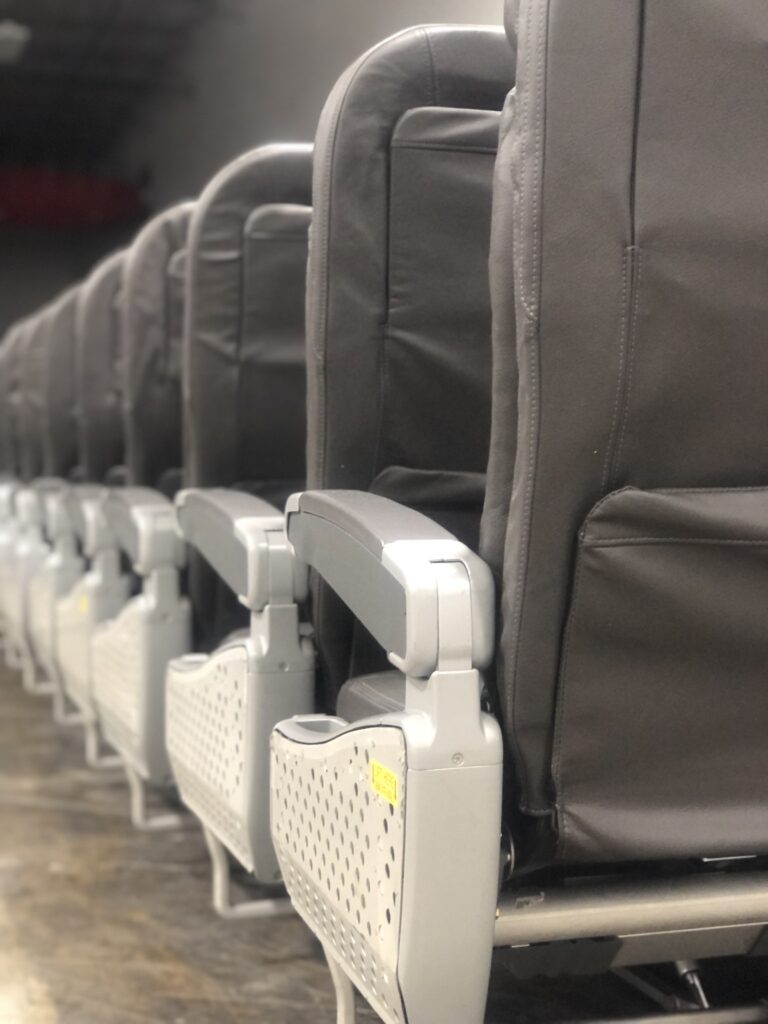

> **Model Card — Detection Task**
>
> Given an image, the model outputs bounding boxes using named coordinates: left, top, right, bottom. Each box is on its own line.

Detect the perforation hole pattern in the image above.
left=271, top=726, right=407, bottom=1024
left=56, top=588, right=94, bottom=717
left=92, top=606, right=142, bottom=753
left=166, top=649, right=251, bottom=867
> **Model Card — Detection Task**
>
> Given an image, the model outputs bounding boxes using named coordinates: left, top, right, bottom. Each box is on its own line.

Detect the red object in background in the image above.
left=0, top=165, right=142, bottom=227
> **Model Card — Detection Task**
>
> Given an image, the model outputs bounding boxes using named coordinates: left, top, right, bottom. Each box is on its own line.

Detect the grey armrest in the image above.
left=12, top=477, right=62, bottom=526
left=102, top=487, right=185, bottom=574
left=63, top=485, right=112, bottom=556
left=0, top=478, right=18, bottom=521
left=286, top=490, right=494, bottom=678
left=176, top=488, right=304, bottom=610
left=44, top=489, right=76, bottom=541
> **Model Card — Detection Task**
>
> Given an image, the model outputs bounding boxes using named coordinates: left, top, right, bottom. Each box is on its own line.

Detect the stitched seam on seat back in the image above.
left=507, top=0, right=549, bottom=812
left=611, top=247, right=643, bottom=487
left=551, top=541, right=586, bottom=856
left=602, top=1, right=646, bottom=492
left=600, top=250, right=631, bottom=492
left=372, top=27, right=436, bottom=485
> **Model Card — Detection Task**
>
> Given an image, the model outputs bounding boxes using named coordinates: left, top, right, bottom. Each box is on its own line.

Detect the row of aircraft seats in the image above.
left=0, top=3, right=767, bottom=1021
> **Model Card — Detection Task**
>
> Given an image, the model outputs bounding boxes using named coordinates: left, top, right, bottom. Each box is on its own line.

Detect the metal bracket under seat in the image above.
left=124, top=764, right=186, bottom=831
left=202, top=826, right=293, bottom=920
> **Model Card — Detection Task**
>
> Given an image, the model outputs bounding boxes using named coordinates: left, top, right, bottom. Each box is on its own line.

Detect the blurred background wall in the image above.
left=113, top=0, right=503, bottom=205
left=0, top=0, right=504, bottom=331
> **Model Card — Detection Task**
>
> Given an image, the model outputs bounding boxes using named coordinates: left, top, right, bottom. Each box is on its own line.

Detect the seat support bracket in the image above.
left=202, top=827, right=294, bottom=921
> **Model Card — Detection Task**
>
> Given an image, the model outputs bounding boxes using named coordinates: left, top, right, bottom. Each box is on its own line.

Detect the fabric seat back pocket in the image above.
left=553, top=486, right=768, bottom=863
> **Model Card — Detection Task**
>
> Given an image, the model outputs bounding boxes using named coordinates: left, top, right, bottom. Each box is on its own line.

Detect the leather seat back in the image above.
left=121, top=202, right=194, bottom=494
left=488, top=0, right=768, bottom=862
left=182, top=145, right=313, bottom=646
left=305, top=24, right=514, bottom=706
left=18, top=310, right=49, bottom=483
left=0, top=320, right=27, bottom=478
left=39, top=287, right=80, bottom=481
left=75, top=250, right=127, bottom=485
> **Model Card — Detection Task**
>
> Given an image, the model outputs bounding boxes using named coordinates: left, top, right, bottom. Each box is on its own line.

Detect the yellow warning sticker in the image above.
left=370, top=759, right=398, bottom=806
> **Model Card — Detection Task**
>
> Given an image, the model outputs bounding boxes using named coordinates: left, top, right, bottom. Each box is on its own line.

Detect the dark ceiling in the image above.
left=0, top=0, right=213, bottom=169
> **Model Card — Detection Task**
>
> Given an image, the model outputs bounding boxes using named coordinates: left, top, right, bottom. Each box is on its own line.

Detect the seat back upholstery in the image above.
left=75, top=250, right=126, bottom=484
left=183, top=145, right=313, bottom=646
left=40, top=287, right=80, bottom=480
left=121, top=202, right=194, bottom=494
left=305, top=24, right=514, bottom=705
left=0, top=320, right=27, bottom=478
left=18, top=310, right=49, bottom=483
left=488, top=0, right=768, bottom=862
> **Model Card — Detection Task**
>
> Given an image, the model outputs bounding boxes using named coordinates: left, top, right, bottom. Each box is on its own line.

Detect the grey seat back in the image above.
left=40, top=287, right=80, bottom=480
left=18, top=310, right=49, bottom=483
left=183, top=145, right=313, bottom=646
left=306, top=24, right=514, bottom=706
left=75, top=250, right=127, bottom=484
left=0, top=320, right=27, bottom=478
left=487, top=0, right=768, bottom=862
left=121, top=202, right=194, bottom=494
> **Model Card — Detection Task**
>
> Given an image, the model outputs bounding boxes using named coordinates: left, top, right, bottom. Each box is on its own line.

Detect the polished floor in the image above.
left=0, top=666, right=764, bottom=1024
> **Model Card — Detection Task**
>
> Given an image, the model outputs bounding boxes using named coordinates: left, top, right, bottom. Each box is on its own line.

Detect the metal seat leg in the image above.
left=84, top=720, right=122, bottom=770
left=202, top=827, right=293, bottom=921
left=125, top=765, right=186, bottom=831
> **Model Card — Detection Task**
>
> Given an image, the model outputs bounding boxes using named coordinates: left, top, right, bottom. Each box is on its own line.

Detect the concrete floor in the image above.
left=0, top=666, right=764, bottom=1024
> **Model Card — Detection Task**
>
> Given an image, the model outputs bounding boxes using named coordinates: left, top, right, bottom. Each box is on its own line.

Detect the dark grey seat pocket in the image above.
left=553, top=486, right=768, bottom=864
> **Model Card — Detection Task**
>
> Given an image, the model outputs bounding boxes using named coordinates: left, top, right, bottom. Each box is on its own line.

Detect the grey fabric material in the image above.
left=75, top=249, right=127, bottom=484
left=122, top=201, right=193, bottom=489
left=183, top=146, right=312, bottom=493
left=556, top=487, right=768, bottom=862
left=337, top=671, right=406, bottom=722
left=19, top=309, right=49, bottom=482
left=370, top=466, right=486, bottom=552
left=491, top=0, right=768, bottom=860
left=237, top=203, right=311, bottom=494
left=40, top=287, right=79, bottom=479
left=182, top=146, right=313, bottom=650
left=0, top=320, right=28, bottom=476
left=306, top=26, right=513, bottom=706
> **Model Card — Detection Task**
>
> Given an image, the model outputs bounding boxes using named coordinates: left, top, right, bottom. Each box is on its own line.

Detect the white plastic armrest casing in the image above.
left=101, top=487, right=185, bottom=576
left=175, top=488, right=307, bottom=610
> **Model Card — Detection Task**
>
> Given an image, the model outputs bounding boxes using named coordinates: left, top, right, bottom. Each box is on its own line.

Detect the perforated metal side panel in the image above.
left=92, top=603, right=142, bottom=760
left=27, top=570, right=55, bottom=671
left=167, top=644, right=251, bottom=867
left=271, top=726, right=407, bottom=1024
left=56, top=585, right=94, bottom=719
left=4, top=569, right=25, bottom=652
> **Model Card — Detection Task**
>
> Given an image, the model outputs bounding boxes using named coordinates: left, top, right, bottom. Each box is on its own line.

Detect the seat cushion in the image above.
left=337, top=671, right=406, bottom=723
